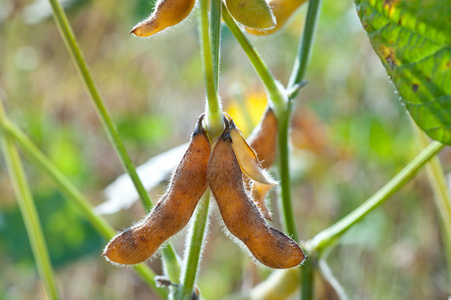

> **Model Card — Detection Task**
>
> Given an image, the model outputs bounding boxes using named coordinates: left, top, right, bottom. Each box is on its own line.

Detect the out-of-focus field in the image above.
left=0, top=0, right=449, bottom=299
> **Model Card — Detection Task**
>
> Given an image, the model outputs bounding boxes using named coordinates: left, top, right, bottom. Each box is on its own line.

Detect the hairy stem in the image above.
left=0, top=102, right=61, bottom=300
left=200, top=0, right=223, bottom=139
left=177, top=193, right=211, bottom=300
left=311, top=141, right=445, bottom=254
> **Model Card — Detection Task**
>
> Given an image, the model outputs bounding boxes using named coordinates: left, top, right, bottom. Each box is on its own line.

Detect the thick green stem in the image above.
left=0, top=105, right=61, bottom=300
left=0, top=102, right=168, bottom=299
left=176, top=193, right=211, bottom=300
left=301, top=259, right=314, bottom=300
left=46, top=0, right=180, bottom=280
left=199, top=0, right=223, bottom=139
left=288, top=0, right=321, bottom=92
left=221, top=7, right=286, bottom=117
left=46, top=0, right=152, bottom=212
left=311, top=141, right=445, bottom=254
left=413, top=126, right=451, bottom=286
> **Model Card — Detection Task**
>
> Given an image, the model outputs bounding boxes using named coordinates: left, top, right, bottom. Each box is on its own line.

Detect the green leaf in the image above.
left=355, top=0, right=451, bottom=144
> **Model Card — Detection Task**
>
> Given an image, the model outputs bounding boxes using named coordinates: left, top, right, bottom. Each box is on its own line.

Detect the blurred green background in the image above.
left=0, top=0, right=449, bottom=299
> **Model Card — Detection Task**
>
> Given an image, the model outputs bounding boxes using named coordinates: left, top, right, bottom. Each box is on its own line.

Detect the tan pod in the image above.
left=130, top=0, right=196, bottom=37
left=246, top=0, right=308, bottom=35
left=247, top=107, right=278, bottom=169
left=103, top=115, right=210, bottom=265
left=208, top=125, right=304, bottom=269
left=225, top=0, right=276, bottom=29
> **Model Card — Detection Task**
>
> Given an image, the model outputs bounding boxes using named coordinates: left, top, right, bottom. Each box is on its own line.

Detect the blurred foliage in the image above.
left=0, top=190, right=103, bottom=266
left=0, top=0, right=449, bottom=299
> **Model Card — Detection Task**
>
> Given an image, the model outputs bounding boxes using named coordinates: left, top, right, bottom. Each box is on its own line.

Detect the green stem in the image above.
left=210, top=0, right=222, bottom=88
left=221, top=7, right=286, bottom=117
left=285, top=2, right=324, bottom=298
left=277, top=110, right=298, bottom=241
left=0, top=107, right=61, bottom=300
left=0, top=102, right=168, bottom=299
left=199, top=0, right=223, bottom=139
left=413, top=126, right=451, bottom=286
left=176, top=192, right=211, bottom=300
left=311, top=141, right=445, bottom=254
left=288, top=0, right=321, bottom=92
left=46, top=0, right=152, bottom=212
left=46, top=0, right=180, bottom=280
left=301, top=259, right=314, bottom=300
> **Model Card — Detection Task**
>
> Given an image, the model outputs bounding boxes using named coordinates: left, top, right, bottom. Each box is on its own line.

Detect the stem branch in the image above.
left=0, top=102, right=61, bottom=300
left=311, top=141, right=445, bottom=254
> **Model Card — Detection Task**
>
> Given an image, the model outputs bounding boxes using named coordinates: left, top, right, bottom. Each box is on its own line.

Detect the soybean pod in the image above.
left=103, top=115, right=210, bottom=265
left=208, top=124, right=304, bottom=269
left=130, top=0, right=196, bottom=37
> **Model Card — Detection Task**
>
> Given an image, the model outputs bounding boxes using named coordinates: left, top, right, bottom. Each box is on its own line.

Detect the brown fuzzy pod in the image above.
left=102, top=116, right=210, bottom=265
left=250, top=181, right=273, bottom=221
left=208, top=126, right=304, bottom=269
left=243, top=107, right=278, bottom=220
left=247, top=107, right=278, bottom=169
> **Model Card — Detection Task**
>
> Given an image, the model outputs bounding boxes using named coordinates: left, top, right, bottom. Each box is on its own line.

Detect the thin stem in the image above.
left=0, top=101, right=168, bottom=299
left=413, top=125, right=451, bottom=285
left=288, top=0, right=321, bottom=92
left=311, top=141, right=445, bottom=254
left=46, top=0, right=152, bottom=212
left=277, top=111, right=298, bottom=241
left=210, top=0, right=222, bottom=88
left=199, top=0, right=223, bottom=139
left=285, top=2, right=329, bottom=298
left=0, top=106, right=61, bottom=300
left=46, top=0, right=180, bottom=279
left=221, top=7, right=286, bottom=117
left=177, top=192, right=211, bottom=300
